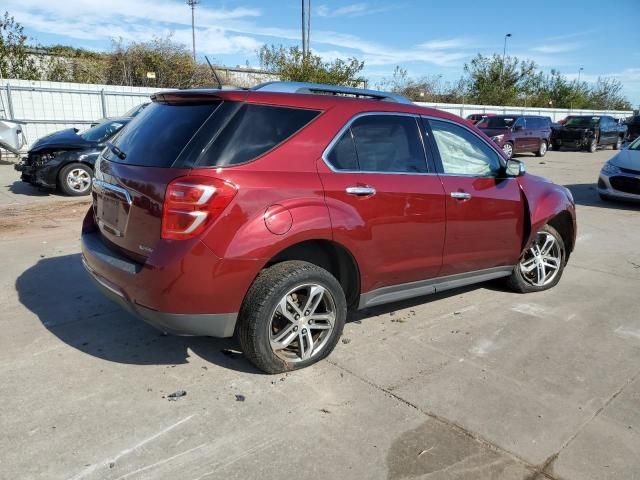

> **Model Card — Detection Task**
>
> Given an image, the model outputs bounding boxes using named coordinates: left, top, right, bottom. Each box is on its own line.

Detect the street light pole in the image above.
left=501, top=33, right=512, bottom=86
left=571, top=67, right=584, bottom=111
left=187, top=0, right=199, bottom=62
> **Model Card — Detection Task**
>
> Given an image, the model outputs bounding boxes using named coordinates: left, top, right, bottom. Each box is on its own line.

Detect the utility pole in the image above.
left=572, top=67, right=583, bottom=111
left=187, top=0, right=199, bottom=61
left=301, top=0, right=311, bottom=58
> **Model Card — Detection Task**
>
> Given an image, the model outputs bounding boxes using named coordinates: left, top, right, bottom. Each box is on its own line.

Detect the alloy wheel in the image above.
left=503, top=143, right=513, bottom=159
left=519, top=231, right=563, bottom=287
left=539, top=141, right=547, bottom=156
left=269, top=283, right=336, bottom=363
left=66, top=168, right=91, bottom=193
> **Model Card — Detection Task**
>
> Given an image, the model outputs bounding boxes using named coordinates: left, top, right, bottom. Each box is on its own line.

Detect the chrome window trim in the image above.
left=321, top=111, right=436, bottom=175
left=420, top=114, right=510, bottom=178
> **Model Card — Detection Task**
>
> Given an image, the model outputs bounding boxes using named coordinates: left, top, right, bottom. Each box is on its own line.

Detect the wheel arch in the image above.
left=547, top=210, right=575, bottom=259
left=263, top=239, right=361, bottom=309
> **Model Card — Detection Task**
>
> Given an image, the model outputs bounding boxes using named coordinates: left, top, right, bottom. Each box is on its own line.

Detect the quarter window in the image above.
left=202, top=104, right=320, bottom=167
left=428, top=119, right=502, bottom=176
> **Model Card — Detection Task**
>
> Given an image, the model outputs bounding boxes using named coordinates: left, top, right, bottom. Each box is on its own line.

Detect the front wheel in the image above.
left=502, top=142, right=514, bottom=159
left=613, top=137, right=622, bottom=150
left=58, top=163, right=93, bottom=196
left=536, top=140, right=548, bottom=157
left=236, top=261, right=347, bottom=374
left=506, top=224, right=566, bottom=293
left=587, top=138, right=598, bottom=153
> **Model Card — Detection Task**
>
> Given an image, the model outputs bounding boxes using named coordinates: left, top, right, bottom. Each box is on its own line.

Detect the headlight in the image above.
left=491, top=134, right=504, bottom=142
left=601, top=162, right=621, bottom=175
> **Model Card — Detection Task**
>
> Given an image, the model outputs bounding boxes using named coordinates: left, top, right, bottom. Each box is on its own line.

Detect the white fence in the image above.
left=0, top=78, right=634, bottom=153
left=415, top=101, right=632, bottom=123
left=0, top=79, right=161, bottom=151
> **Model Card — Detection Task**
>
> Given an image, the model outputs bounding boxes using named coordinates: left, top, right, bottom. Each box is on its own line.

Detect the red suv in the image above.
left=81, top=82, right=576, bottom=373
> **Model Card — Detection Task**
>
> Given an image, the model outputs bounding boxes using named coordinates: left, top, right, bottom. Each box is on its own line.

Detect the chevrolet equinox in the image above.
left=81, top=82, right=577, bottom=373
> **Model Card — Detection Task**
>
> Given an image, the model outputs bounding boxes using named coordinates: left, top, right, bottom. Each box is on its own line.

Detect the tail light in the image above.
left=161, top=176, right=237, bottom=240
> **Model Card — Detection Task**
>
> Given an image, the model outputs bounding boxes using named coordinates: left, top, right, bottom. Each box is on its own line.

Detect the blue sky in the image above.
left=7, top=0, right=640, bottom=105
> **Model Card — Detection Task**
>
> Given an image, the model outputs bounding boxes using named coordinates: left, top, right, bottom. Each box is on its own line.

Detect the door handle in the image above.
left=346, top=186, right=376, bottom=196
left=451, top=191, right=471, bottom=200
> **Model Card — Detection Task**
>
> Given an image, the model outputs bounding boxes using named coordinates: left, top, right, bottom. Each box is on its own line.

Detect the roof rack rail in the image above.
left=252, top=81, right=413, bottom=105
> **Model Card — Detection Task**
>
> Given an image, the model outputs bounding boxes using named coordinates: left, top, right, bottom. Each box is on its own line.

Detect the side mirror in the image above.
left=513, top=125, right=524, bottom=131
left=505, top=159, right=525, bottom=176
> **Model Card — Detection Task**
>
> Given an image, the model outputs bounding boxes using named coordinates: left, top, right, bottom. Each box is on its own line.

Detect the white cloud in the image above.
left=315, top=2, right=395, bottom=18
left=9, top=0, right=474, bottom=68
left=530, top=43, right=582, bottom=54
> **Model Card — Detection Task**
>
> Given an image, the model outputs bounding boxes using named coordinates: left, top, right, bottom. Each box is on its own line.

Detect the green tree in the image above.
left=587, top=77, right=631, bottom=110
left=106, top=36, right=199, bottom=88
left=0, top=12, right=39, bottom=80
left=464, top=53, right=537, bottom=106
left=258, top=45, right=365, bottom=86
left=44, top=45, right=108, bottom=84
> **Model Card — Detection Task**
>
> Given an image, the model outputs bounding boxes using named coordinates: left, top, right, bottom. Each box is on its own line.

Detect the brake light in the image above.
left=161, top=176, right=237, bottom=240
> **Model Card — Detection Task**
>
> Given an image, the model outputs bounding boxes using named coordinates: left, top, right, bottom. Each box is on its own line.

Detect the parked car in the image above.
left=81, top=82, right=576, bottom=373
left=598, top=136, right=640, bottom=202
left=624, top=115, right=640, bottom=143
left=15, top=118, right=130, bottom=196
left=476, top=115, right=552, bottom=159
left=551, top=115, right=627, bottom=152
left=465, top=113, right=495, bottom=125
left=89, top=102, right=149, bottom=127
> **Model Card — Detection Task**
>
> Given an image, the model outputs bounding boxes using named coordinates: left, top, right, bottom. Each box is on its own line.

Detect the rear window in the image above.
left=104, top=102, right=219, bottom=167
left=200, top=104, right=320, bottom=167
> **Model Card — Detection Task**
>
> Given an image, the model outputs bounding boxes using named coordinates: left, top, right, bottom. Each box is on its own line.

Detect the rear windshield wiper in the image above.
left=106, top=141, right=127, bottom=160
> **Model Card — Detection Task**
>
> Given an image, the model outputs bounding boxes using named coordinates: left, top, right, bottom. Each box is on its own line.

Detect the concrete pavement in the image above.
left=1, top=148, right=639, bottom=479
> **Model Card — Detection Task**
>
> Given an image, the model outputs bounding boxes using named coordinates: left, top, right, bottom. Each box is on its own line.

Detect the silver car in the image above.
left=598, top=138, right=640, bottom=202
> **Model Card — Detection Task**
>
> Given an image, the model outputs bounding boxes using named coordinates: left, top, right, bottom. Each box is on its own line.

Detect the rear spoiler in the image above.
left=151, top=88, right=241, bottom=105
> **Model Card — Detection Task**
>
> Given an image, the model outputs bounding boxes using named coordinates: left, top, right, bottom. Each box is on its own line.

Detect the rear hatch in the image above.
left=92, top=98, right=222, bottom=261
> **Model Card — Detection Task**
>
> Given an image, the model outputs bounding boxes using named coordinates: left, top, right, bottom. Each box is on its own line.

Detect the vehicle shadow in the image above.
left=564, top=183, right=640, bottom=211
left=17, top=254, right=510, bottom=374
left=7, top=180, right=60, bottom=197
left=15, top=254, right=262, bottom=374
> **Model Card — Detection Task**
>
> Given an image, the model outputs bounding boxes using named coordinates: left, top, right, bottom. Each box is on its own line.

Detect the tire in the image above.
left=58, top=163, right=93, bottom=196
left=587, top=138, right=597, bottom=153
left=535, top=140, right=548, bottom=157
left=613, top=136, right=622, bottom=150
left=502, top=142, right=514, bottom=159
left=506, top=224, right=566, bottom=293
left=236, top=260, right=347, bottom=374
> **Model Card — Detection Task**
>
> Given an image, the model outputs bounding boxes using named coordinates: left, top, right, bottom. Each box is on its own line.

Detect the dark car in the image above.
left=477, top=115, right=552, bottom=159
left=15, top=118, right=130, bottom=196
left=624, top=115, right=640, bottom=143
left=81, top=81, right=576, bottom=374
left=90, top=103, right=149, bottom=128
left=552, top=115, right=627, bottom=152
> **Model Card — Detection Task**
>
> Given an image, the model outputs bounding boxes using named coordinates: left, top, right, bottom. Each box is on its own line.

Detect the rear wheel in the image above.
left=236, top=261, right=347, bottom=374
left=502, top=142, right=514, bottom=159
left=506, top=224, right=566, bottom=293
left=59, top=163, right=93, bottom=196
left=613, top=136, right=622, bottom=150
left=536, top=140, right=548, bottom=157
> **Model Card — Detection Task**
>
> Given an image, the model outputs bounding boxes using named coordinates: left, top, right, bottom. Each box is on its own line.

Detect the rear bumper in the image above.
left=81, top=226, right=240, bottom=337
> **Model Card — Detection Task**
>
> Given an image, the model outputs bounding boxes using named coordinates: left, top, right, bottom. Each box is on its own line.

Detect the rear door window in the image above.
left=103, top=102, right=219, bottom=167
left=350, top=115, right=428, bottom=173
left=200, top=104, right=320, bottom=167
left=326, top=131, right=359, bottom=170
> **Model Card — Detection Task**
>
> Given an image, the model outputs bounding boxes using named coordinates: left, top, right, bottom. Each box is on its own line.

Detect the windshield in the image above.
left=629, top=137, right=640, bottom=151
left=123, top=103, right=149, bottom=118
left=477, top=117, right=516, bottom=129
left=80, top=120, right=128, bottom=143
left=565, top=116, right=599, bottom=127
